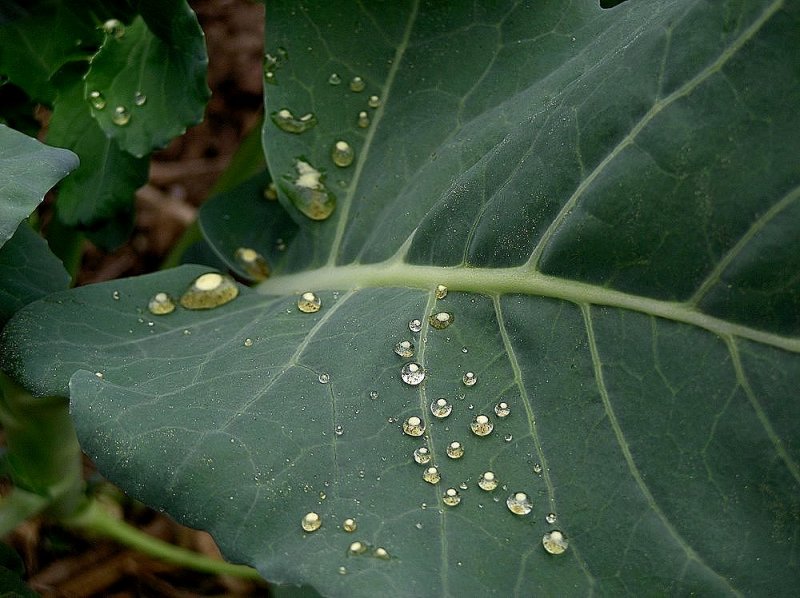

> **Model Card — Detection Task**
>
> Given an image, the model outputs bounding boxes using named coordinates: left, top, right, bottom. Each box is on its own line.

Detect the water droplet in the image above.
left=243, top=338, right=254, bottom=347
left=394, top=340, right=415, bottom=358
left=334, top=424, right=343, bottom=436
left=94, top=372, right=104, bottom=379
left=341, top=518, right=357, bottom=532
left=331, top=140, right=355, bottom=168
left=297, top=291, right=322, bottom=313
left=284, top=159, right=336, bottom=220
left=319, top=373, right=331, bottom=384
left=301, top=512, right=322, bottom=532
left=546, top=512, right=557, bottom=524
left=101, top=19, right=125, bottom=39
left=442, top=488, right=461, bottom=507
left=446, top=441, right=464, bottom=459
left=429, top=311, right=454, bottom=330
left=112, top=106, right=130, bottom=126
left=462, top=371, right=477, bottom=386
left=263, top=182, right=278, bottom=200
left=369, top=390, right=379, bottom=400
left=271, top=109, right=318, bottom=134
left=357, top=111, right=370, bottom=128
left=88, top=90, right=106, bottom=110
left=328, top=73, right=341, bottom=85
left=470, top=414, right=493, bottom=437
left=494, top=402, right=510, bottom=418
left=542, top=530, right=568, bottom=555
left=402, top=416, right=425, bottom=437
left=461, top=347, right=468, bottom=354
left=373, top=547, right=390, bottom=559
left=430, top=398, right=452, bottom=419
left=533, top=463, right=543, bottom=475
left=413, top=446, right=431, bottom=464
left=368, top=94, right=381, bottom=108
left=434, top=284, right=448, bottom=299
left=504, top=434, right=513, bottom=442
left=234, top=247, right=270, bottom=281
left=422, top=466, right=441, bottom=484
left=478, top=471, right=498, bottom=491
left=506, top=492, right=533, bottom=515
left=133, top=91, right=146, bottom=106
left=408, top=319, right=422, bottom=333
left=349, top=76, right=365, bottom=92
left=400, top=362, right=425, bottom=386
left=348, top=541, right=368, bottom=555
left=338, top=566, right=347, bottom=575
left=263, top=51, right=286, bottom=85
left=180, top=273, right=238, bottom=310
left=111, top=290, right=120, bottom=300
left=414, top=522, right=423, bottom=530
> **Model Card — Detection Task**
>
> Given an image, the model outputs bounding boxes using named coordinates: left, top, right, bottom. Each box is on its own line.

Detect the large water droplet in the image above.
left=394, top=340, right=415, bottom=358
left=400, top=362, right=425, bottom=386
left=342, top=518, right=357, bottom=532
left=349, top=76, right=365, bottom=92
left=462, top=371, right=477, bottom=386
left=284, top=159, right=336, bottom=220
left=402, top=416, right=425, bottom=437
left=413, top=446, right=431, bottom=464
left=357, top=111, right=370, bottom=128
left=506, top=492, right=532, bottom=515
left=442, top=488, right=461, bottom=507
left=428, top=311, right=454, bottom=330
left=180, top=273, right=239, bottom=309
left=301, top=512, right=322, bottom=532
left=470, top=414, right=493, bottom=437
left=112, top=106, right=130, bottom=126
left=374, top=547, right=390, bottom=560
left=297, top=291, right=321, bottom=313
left=422, top=466, right=440, bottom=484
left=271, top=109, right=317, bottom=134
left=494, top=402, right=510, bottom=418
left=101, top=19, right=125, bottom=39
left=235, top=247, right=270, bottom=281
left=430, top=398, right=452, bottom=419
left=446, top=441, right=464, bottom=459
left=478, top=471, right=498, bottom=491
left=147, top=292, right=175, bottom=315
left=542, top=530, right=568, bottom=554
left=331, top=140, right=355, bottom=167
left=88, top=90, right=106, bottom=110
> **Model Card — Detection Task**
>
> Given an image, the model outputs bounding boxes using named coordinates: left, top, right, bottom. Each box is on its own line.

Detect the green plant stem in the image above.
left=65, top=499, right=264, bottom=581
left=0, top=487, right=49, bottom=536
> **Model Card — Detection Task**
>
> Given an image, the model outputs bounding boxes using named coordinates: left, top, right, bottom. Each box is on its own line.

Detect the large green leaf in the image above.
left=3, top=0, right=800, bottom=596
left=0, top=124, right=78, bottom=248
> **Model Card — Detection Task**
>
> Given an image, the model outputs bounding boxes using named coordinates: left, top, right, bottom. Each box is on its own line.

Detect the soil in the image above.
left=5, top=1, right=272, bottom=595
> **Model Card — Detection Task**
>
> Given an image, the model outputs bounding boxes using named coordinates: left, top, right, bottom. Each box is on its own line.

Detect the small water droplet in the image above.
left=89, top=90, right=106, bottom=110
left=301, top=512, right=322, bottom=532
left=331, top=140, right=355, bottom=167
left=414, top=522, right=423, bottom=529
left=348, top=541, right=368, bottom=555
left=263, top=182, right=278, bottom=200
left=101, top=19, right=125, bottom=39
left=111, top=290, right=120, bottom=300
left=357, top=111, right=370, bottom=128
left=263, top=51, right=286, bottom=85
left=459, top=482, right=468, bottom=491
left=429, top=311, right=454, bottom=330
left=234, top=247, right=270, bottom=281
left=408, top=319, right=422, bottom=333
left=133, top=91, right=146, bottom=106
left=180, top=273, right=238, bottom=310
left=394, top=340, right=415, bottom=358
left=546, top=512, right=557, bottom=524
left=494, top=402, right=510, bottom=417
left=402, top=416, right=425, bottom=437
left=319, top=373, right=331, bottom=384
left=94, top=371, right=104, bottom=379
left=442, top=488, right=461, bottom=507
left=243, top=338, right=254, bottom=347
left=271, top=109, right=318, bottom=134
left=369, top=390, right=379, bottom=400
left=338, top=566, right=347, bottom=575
left=374, top=547, right=390, bottom=559
left=434, top=284, right=447, bottom=299
left=422, top=466, right=440, bottom=484
left=284, top=159, right=336, bottom=220
left=112, top=106, right=130, bottom=126
left=446, top=441, right=464, bottom=459
left=542, top=530, right=568, bottom=554
left=533, top=463, right=543, bottom=475
left=349, top=76, right=365, bottom=92
left=504, top=433, right=513, bottom=442
left=470, top=414, right=493, bottom=436
left=340, top=518, right=357, bottom=532
left=333, top=424, right=343, bottom=436
left=328, top=73, right=341, bottom=85
left=506, top=492, right=533, bottom=515
left=478, top=471, right=498, bottom=491
left=368, top=94, right=381, bottom=108
left=413, top=446, right=431, bottom=464
left=400, top=362, right=425, bottom=386
left=462, top=371, right=477, bottom=387
left=297, top=291, right=322, bottom=313
left=461, top=347, right=468, bottom=354
left=430, top=398, right=452, bottom=419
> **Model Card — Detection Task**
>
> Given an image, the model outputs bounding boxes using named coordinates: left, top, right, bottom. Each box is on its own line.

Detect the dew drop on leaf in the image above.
left=533, top=463, right=543, bottom=475
left=133, top=91, right=146, bottom=106
left=94, top=372, right=104, bottom=379
left=546, top=512, right=557, bottom=524
left=101, top=19, right=125, bottom=39
left=368, top=390, right=379, bottom=400
left=334, top=424, right=343, bottom=436
left=319, top=373, right=331, bottom=384
left=413, top=446, right=431, bottom=464
left=394, top=340, right=415, bottom=358
left=470, top=414, right=493, bottom=436
left=506, top=492, right=533, bottom=515
left=494, top=402, right=510, bottom=417
left=542, top=530, right=568, bottom=554
left=331, top=140, right=355, bottom=167
left=428, top=311, right=454, bottom=330
left=504, top=434, right=513, bottom=442
left=342, top=518, right=357, bottom=532
left=297, top=291, right=321, bottom=313
left=111, top=290, right=120, bottom=300
left=283, top=159, right=336, bottom=220
left=462, top=371, right=477, bottom=386
left=235, top=247, right=270, bottom=280
left=88, top=90, right=106, bottom=110
left=400, top=362, right=425, bottom=385
left=112, top=106, right=130, bottom=126
left=408, top=318, right=422, bottom=333
left=442, top=488, right=461, bottom=506
left=338, top=566, right=347, bottom=575
left=446, top=441, right=464, bottom=459
left=357, top=111, right=370, bottom=128
left=478, top=471, right=498, bottom=491
left=301, top=512, right=322, bottom=532
left=263, top=182, right=278, bottom=200
left=328, top=73, right=341, bottom=85
left=348, top=541, right=368, bottom=555
left=434, top=284, right=447, bottom=299
left=180, top=273, right=238, bottom=310
left=373, top=547, right=390, bottom=560
left=271, top=109, right=317, bottom=134
left=402, top=416, right=425, bottom=437
left=243, top=338, right=253, bottom=347
left=368, top=94, right=381, bottom=108
left=349, top=76, right=365, bottom=92
left=430, top=398, right=452, bottom=419
left=422, top=466, right=440, bottom=484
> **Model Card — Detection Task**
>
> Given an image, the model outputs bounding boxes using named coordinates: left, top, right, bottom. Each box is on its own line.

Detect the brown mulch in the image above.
left=5, top=1, right=273, bottom=595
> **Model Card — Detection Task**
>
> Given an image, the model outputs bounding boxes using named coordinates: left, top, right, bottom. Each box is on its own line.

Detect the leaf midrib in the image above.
left=257, top=262, right=800, bottom=353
